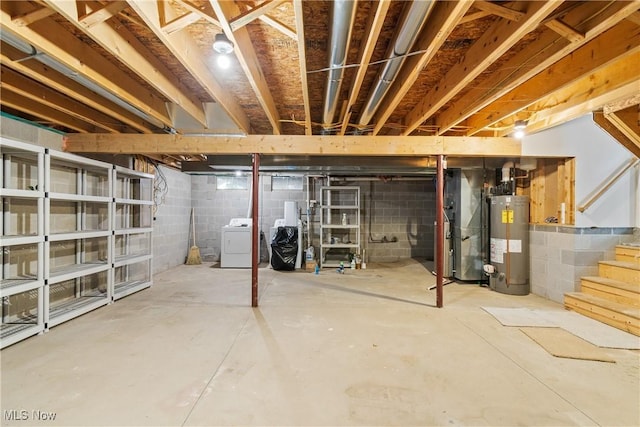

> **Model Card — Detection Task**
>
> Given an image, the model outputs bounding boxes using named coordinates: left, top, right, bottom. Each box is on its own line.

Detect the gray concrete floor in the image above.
left=1, top=259, right=639, bottom=426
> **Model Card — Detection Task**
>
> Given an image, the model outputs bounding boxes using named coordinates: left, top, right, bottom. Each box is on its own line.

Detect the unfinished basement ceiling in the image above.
left=1, top=1, right=639, bottom=167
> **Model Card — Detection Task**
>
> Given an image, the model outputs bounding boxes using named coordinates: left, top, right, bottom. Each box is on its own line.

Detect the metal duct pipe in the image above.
left=358, top=1, right=435, bottom=128
left=322, top=0, right=358, bottom=131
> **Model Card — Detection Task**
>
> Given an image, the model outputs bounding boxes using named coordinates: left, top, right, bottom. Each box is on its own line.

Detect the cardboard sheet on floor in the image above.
left=482, top=307, right=640, bottom=350
left=520, top=327, right=616, bottom=363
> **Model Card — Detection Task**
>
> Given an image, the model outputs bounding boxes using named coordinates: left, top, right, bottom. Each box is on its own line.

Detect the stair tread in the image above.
left=581, top=276, right=640, bottom=293
left=599, top=260, right=640, bottom=271
left=565, top=292, right=640, bottom=318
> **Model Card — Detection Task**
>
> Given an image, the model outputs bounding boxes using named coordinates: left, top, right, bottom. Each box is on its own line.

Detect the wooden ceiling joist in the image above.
left=63, top=134, right=522, bottom=157
left=0, top=5, right=173, bottom=128
left=161, top=11, right=202, bottom=34
left=544, top=19, right=585, bottom=43
left=401, top=0, right=563, bottom=136
left=372, top=0, right=473, bottom=135
left=10, top=5, right=55, bottom=26
left=0, top=42, right=155, bottom=134
left=525, top=58, right=640, bottom=134
left=44, top=0, right=208, bottom=127
left=209, top=0, right=282, bottom=135
left=339, top=0, right=390, bottom=136
left=1, top=88, right=97, bottom=133
left=127, top=0, right=250, bottom=134
left=173, top=0, right=221, bottom=27
left=1, top=66, right=122, bottom=133
left=438, top=1, right=640, bottom=136
left=293, top=0, right=311, bottom=135
left=463, top=20, right=640, bottom=136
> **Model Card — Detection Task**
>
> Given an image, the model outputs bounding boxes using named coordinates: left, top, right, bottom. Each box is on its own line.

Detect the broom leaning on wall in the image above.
left=185, top=208, right=202, bottom=265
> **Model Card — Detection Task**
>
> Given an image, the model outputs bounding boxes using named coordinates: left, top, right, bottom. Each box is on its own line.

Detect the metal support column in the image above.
left=436, top=155, right=444, bottom=308
left=251, top=154, right=260, bottom=307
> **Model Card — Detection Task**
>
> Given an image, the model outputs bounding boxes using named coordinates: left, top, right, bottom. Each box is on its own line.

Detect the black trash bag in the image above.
left=270, top=226, right=298, bottom=271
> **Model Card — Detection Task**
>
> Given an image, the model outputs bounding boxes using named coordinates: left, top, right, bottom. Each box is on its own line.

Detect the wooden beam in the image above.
left=439, top=1, right=640, bottom=136
left=525, top=56, right=640, bottom=134
left=10, top=5, right=55, bottom=26
left=339, top=0, right=390, bottom=136
left=293, top=0, right=311, bottom=135
left=127, top=0, right=250, bottom=134
left=230, top=0, right=287, bottom=31
left=544, top=18, right=585, bottom=43
left=627, top=11, right=640, bottom=26
left=1, top=66, right=121, bottom=133
left=1, top=88, right=97, bottom=133
left=63, top=134, right=522, bottom=157
left=209, top=0, right=281, bottom=134
left=0, top=6, right=172, bottom=127
left=79, top=1, right=128, bottom=28
left=372, top=0, right=473, bottom=135
left=594, top=111, right=640, bottom=158
left=604, top=94, right=640, bottom=114
left=44, top=0, right=207, bottom=127
left=161, top=11, right=202, bottom=34
left=401, top=0, right=563, bottom=136
left=0, top=42, right=155, bottom=134
left=474, top=0, right=525, bottom=21
left=257, top=14, right=296, bottom=40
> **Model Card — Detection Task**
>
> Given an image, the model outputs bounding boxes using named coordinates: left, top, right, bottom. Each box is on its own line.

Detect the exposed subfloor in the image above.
left=1, top=259, right=639, bottom=426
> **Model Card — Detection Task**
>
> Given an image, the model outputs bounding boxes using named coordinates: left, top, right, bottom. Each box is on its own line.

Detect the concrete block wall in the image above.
left=191, top=175, right=305, bottom=262
left=152, top=165, right=192, bottom=273
left=529, top=225, right=636, bottom=302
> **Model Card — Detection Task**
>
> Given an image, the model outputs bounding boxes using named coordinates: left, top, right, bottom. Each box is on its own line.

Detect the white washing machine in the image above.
left=220, top=218, right=255, bottom=268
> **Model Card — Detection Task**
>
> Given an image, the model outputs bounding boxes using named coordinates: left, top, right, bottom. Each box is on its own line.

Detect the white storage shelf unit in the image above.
left=112, top=166, right=153, bottom=300
left=319, top=186, right=361, bottom=268
left=0, top=138, right=154, bottom=348
left=1, top=139, right=45, bottom=348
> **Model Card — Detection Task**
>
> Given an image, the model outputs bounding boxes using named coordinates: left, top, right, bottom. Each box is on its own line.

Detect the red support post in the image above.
left=436, top=155, right=444, bottom=308
left=252, top=153, right=260, bottom=307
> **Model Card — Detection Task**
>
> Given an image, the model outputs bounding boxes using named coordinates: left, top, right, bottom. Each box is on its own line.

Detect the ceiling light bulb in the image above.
left=514, top=129, right=525, bottom=139
left=514, top=119, right=527, bottom=130
left=216, top=54, right=232, bottom=69
left=213, top=33, right=234, bottom=54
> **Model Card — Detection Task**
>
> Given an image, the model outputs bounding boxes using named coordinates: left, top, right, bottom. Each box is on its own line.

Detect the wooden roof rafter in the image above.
left=209, top=0, right=282, bottom=135
left=230, top=0, right=288, bottom=31
left=237, top=0, right=296, bottom=39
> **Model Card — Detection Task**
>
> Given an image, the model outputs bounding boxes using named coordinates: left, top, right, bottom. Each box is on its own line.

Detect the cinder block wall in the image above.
left=191, top=176, right=436, bottom=264
left=529, top=225, right=636, bottom=302
left=152, top=165, right=192, bottom=273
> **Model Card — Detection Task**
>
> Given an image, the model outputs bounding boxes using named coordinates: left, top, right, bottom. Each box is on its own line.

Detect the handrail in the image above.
left=578, top=157, right=640, bottom=213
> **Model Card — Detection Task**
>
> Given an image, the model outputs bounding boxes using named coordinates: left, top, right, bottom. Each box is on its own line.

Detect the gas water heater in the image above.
left=486, top=195, right=530, bottom=295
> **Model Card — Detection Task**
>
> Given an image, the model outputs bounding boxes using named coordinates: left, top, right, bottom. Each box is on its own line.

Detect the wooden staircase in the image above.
left=564, top=244, right=640, bottom=336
